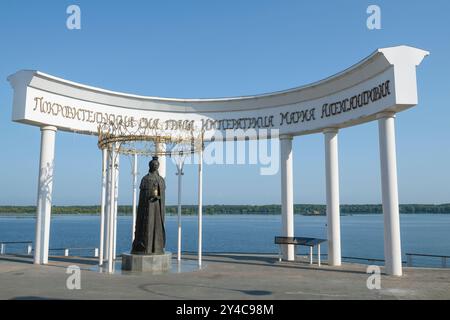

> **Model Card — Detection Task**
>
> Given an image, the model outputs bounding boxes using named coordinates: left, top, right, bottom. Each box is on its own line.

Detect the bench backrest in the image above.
left=274, top=236, right=326, bottom=246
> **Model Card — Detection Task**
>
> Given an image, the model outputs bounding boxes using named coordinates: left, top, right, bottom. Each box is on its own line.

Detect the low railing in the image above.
left=188, top=251, right=405, bottom=265
left=406, top=253, right=450, bottom=268
left=2, top=246, right=448, bottom=268
left=49, top=247, right=99, bottom=257
left=0, top=241, right=33, bottom=255
left=290, top=252, right=410, bottom=265
left=341, top=256, right=387, bottom=264
left=0, top=243, right=99, bottom=258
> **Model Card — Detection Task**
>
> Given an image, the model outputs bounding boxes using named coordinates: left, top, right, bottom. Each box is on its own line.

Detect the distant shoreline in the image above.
left=2, top=213, right=450, bottom=218
left=1, top=204, right=449, bottom=216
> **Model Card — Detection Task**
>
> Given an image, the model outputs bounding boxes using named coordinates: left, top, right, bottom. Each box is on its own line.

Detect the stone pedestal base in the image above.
left=121, top=252, right=172, bottom=272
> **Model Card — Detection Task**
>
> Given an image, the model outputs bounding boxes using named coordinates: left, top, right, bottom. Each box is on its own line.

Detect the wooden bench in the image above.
left=274, top=237, right=327, bottom=266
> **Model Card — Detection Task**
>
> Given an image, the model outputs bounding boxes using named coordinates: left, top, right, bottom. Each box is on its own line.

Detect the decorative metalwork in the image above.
left=97, top=118, right=204, bottom=157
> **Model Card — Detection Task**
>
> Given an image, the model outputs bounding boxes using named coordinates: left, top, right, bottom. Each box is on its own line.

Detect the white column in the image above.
left=197, top=147, right=203, bottom=267
left=317, top=244, right=321, bottom=266
left=131, top=153, right=138, bottom=242
left=34, top=126, right=57, bottom=265
left=107, top=145, right=117, bottom=273
left=156, top=142, right=166, bottom=179
left=324, top=128, right=342, bottom=266
left=280, top=135, right=295, bottom=261
left=176, top=162, right=184, bottom=261
left=112, top=155, right=120, bottom=259
left=378, top=112, right=402, bottom=276
left=103, top=153, right=111, bottom=261
left=99, top=148, right=108, bottom=266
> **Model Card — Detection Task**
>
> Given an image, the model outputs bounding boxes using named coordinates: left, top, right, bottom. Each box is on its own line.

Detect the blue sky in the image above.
left=0, top=0, right=449, bottom=206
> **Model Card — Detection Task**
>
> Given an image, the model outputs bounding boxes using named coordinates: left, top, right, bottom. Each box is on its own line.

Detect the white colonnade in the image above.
left=33, top=112, right=403, bottom=277
left=278, top=117, right=402, bottom=276
left=15, top=46, right=426, bottom=278
left=33, top=128, right=124, bottom=270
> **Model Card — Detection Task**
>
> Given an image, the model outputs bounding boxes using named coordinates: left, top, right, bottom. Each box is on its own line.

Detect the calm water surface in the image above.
left=0, top=214, right=449, bottom=267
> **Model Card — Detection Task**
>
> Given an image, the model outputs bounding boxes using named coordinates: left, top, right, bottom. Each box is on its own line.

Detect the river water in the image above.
left=0, top=214, right=449, bottom=267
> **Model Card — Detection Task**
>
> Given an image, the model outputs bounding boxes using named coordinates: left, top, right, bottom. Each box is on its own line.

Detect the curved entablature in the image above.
left=7, top=45, right=429, bottom=141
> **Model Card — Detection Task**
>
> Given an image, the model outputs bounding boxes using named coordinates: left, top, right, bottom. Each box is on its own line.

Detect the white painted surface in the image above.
left=7, top=45, right=429, bottom=276
left=198, top=148, right=203, bottom=267
left=318, top=244, right=321, bottom=267
left=103, top=154, right=111, bottom=261
left=131, top=153, right=138, bottom=243
left=112, top=155, right=120, bottom=260
left=324, top=129, right=342, bottom=266
left=34, top=126, right=57, bottom=265
left=107, top=145, right=117, bottom=274
left=176, top=163, right=184, bottom=261
left=378, top=113, right=402, bottom=276
left=7, top=46, right=428, bottom=140
left=280, top=135, right=295, bottom=261
left=99, top=148, right=107, bottom=266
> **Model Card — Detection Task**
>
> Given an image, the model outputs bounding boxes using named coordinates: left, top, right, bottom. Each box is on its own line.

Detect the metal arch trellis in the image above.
left=97, top=118, right=205, bottom=267
left=96, top=118, right=205, bottom=158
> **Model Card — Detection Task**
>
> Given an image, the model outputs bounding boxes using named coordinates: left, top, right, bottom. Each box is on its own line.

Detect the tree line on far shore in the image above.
left=1, top=204, right=450, bottom=215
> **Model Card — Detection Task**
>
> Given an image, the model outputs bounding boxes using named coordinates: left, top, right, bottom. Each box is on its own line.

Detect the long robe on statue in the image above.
left=131, top=170, right=166, bottom=255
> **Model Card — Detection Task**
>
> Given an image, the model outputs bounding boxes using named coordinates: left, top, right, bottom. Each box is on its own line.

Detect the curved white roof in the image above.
left=7, top=45, right=429, bottom=138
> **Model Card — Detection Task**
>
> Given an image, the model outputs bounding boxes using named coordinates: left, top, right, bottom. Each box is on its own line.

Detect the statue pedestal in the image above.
left=121, top=252, right=172, bottom=272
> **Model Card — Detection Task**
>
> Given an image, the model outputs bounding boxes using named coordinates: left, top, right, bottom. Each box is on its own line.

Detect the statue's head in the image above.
left=149, top=156, right=160, bottom=173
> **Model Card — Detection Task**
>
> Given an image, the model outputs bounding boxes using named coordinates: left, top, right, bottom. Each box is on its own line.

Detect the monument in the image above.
left=122, top=157, right=172, bottom=272
left=7, top=45, right=429, bottom=276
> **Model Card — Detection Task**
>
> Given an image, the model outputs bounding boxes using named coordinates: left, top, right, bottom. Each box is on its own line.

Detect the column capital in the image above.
left=376, top=111, right=396, bottom=120
left=323, top=128, right=339, bottom=134
left=40, top=126, right=57, bottom=132
left=279, top=134, right=293, bottom=141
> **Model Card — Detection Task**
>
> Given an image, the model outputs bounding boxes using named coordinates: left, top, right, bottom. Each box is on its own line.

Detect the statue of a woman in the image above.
left=131, top=156, right=166, bottom=255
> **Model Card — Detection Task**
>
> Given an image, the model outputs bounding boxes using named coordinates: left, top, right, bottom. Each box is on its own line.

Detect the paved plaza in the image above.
left=0, top=253, right=449, bottom=300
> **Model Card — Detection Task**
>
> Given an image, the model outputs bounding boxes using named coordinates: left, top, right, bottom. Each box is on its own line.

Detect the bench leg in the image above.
left=309, top=247, right=313, bottom=265
left=278, top=245, right=282, bottom=262
left=318, top=244, right=321, bottom=267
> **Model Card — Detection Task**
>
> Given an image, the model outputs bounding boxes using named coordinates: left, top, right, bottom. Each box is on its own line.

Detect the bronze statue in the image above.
left=131, top=156, right=166, bottom=255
